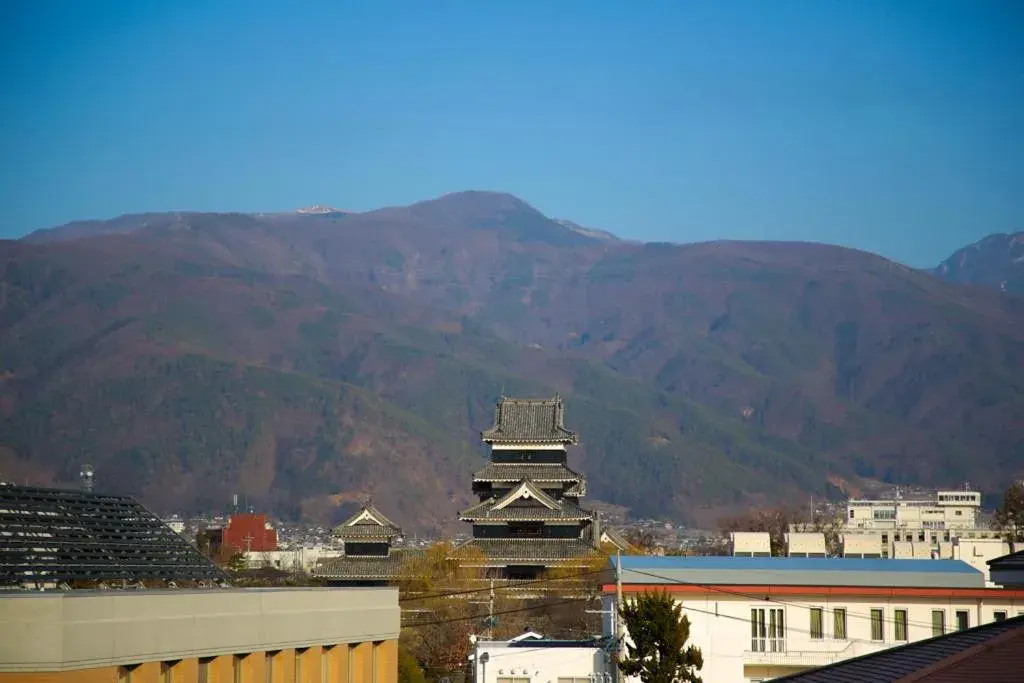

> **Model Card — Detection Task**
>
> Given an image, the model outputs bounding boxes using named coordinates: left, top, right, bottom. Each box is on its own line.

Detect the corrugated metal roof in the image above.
left=614, top=555, right=984, bottom=589
left=773, top=615, right=1024, bottom=682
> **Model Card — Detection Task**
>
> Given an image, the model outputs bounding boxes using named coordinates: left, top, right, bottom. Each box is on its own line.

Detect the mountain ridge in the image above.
left=3, top=193, right=1022, bottom=531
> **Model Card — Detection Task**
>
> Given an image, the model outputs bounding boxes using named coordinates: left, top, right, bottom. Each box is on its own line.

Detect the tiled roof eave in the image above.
left=481, top=434, right=579, bottom=445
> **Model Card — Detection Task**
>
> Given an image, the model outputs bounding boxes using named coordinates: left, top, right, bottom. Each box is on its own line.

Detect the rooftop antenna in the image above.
left=79, top=464, right=94, bottom=493
left=232, top=493, right=238, bottom=513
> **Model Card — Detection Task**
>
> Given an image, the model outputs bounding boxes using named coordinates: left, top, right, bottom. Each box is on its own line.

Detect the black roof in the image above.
left=314, top=548, right=419, bottom=580
left=473, top=462, right=584, bottom=484
left=459, top=538, right=598, bottom=563
left=774, top=615, right=1024, bottom=683
left=481, top=396, right=578, bottom=445
left=988, top=548, right=1024, bottom=568
left=0, top=484, right=226, bottom=586
left=333, top=504, right=401, bottom=541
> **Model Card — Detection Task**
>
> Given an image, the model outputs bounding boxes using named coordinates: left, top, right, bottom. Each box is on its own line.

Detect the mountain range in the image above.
left=2, top=191, right=1022, bottom=532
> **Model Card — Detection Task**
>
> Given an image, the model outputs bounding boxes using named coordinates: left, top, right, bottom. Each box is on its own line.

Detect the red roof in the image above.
left=222, top=513, right=277, bottom=553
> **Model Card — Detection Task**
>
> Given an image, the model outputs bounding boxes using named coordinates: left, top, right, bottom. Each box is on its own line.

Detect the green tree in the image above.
left=226, top=552, right=249, bottom=573
left=993, top=481, right=1024, bottom=544
left=618, top=591, right=703, bottom=683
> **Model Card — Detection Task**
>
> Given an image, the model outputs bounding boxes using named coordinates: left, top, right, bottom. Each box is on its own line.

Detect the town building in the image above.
left=0, top=586, right=400, bottom=683
left=604, top=555, right=1024, bottom=683
left=314, top=503, right=420, bottom=586
left=846, top=489, right=982, bottom=532
left=222, top=512, right=279, bottom=554
left=459, top=396, right=607, bottom=580
left=471, top=631, right=611, bottom=683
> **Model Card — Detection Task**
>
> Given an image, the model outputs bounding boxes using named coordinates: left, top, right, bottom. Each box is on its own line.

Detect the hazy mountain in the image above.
left=4, top=191, right=1022, bottom=530
left=934, top=231, right=1024, bottom=295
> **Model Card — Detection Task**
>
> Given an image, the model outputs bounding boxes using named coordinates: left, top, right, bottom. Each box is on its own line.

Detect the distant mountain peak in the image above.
left=553, top=219, right=623, bottom=243
left=934, top=230, right=1024, bottom=294
left=296, top=204, right=348, bottom=215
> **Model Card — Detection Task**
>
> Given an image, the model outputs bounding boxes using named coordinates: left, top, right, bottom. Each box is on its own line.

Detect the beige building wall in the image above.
left=0, top=587, right=399, bottom=683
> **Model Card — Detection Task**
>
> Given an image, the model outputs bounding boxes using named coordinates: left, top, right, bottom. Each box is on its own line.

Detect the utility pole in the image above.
left=614, top=550, right=623, bottom=683
left=488, top=579, right=495, bottom=639
left=469, top=579, right=496, bottom=640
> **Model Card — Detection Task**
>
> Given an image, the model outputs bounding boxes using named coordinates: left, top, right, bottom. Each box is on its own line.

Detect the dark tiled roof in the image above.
left=313, top=548, right=420, bottom=580
left=460, top=538, right=598, bottom=562
left=473, top=463, right=583, bottom=483
left=774, top=615, right=1024, bottom=683
left=481, top=396, right=578, bottom=444
left=462, top=504, right=593, bottom=521
left=333, top=504, right=400, bottom=540
left=336, top=525, right=398, bottom=539
left=460, top=480, right=594, bottom=521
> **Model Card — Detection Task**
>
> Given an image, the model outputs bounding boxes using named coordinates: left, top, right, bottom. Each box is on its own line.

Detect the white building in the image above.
left=846, top=489, right=982, bottom=532
left=244, top=545, right=341, bottom=572
left=471, top=632, right=610, bottom=683
left=604, top=555, right=1024, bottom=683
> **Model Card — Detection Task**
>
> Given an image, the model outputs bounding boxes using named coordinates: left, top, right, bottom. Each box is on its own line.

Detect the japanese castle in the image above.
left=458, top=395, right=622, bottom=579
left=315, top=502, right=417, bottom=586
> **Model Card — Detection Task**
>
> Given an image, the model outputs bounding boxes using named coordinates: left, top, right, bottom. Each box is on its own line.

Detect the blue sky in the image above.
left=1, top=0, right=1021, bottom=266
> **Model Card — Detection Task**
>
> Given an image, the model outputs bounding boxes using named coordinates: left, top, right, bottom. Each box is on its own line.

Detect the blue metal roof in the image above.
left=615, top=555, right=980, bottom=574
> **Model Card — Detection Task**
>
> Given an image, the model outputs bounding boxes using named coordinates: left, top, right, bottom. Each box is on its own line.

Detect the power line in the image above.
left=402, top=596, right=589, bottom=629
left=400, top=566, right=606, bottom=604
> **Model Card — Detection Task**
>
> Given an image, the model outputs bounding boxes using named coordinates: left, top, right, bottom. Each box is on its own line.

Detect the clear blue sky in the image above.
left=1, top=0, right=1021, bottom=266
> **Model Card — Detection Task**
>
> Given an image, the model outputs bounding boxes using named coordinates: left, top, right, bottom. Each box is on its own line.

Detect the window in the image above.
left=810, top=607, right=824, bottom=640
left=994, top=611, right=1007, bottom=622
left=956, top=610, right=969, bottom=631
left=750, top=607, right=785, bottom=652
left=558, top=679, right=592, bottom=683
left=161, top=661, right=180, bottom=683
left=870, top=608, right=885, bottom=641
left=932, top=610, right=945, bottom=637
left=497, top=678, right=530, bottom=683
left=833, top=608, right=847, bottom=640
left=895, top=610, right=908, bottom=641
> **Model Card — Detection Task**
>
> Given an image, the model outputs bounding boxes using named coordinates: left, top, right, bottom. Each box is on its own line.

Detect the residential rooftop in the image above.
left=612, top=555, right=985, bottom=589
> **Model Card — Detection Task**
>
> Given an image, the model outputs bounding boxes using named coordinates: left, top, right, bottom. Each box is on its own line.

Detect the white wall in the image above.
left=612, top=592, right=1024, bottom=683
left=474, top=643, right=608, bottom=683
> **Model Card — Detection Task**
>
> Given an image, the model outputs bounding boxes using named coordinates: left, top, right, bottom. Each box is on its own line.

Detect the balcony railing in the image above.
left=745, top=640, right=890, bottom=666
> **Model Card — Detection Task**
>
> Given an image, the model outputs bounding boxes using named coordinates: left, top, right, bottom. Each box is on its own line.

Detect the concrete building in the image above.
left=0, top=586, right=400, bottom=683
left=846, top=489, right=982, bottom=533
left=471, top=632, right=611, bottom=683
left=604, top=555, right=1024, bottom=683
